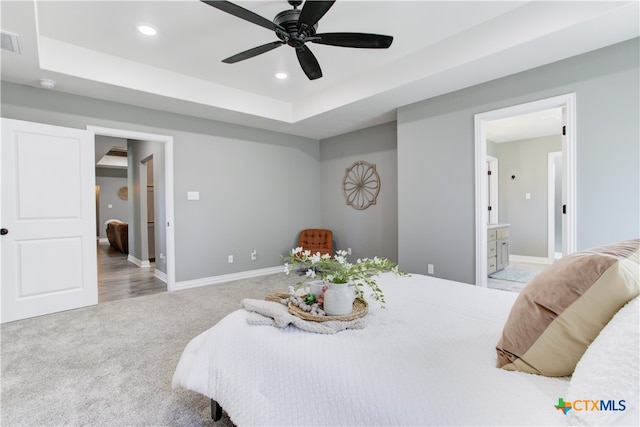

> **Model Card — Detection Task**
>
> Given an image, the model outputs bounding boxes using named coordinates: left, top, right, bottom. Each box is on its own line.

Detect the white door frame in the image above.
left=474, top=94, right=577, bottom=287
left=137, top=155, right=152, bottom=268
left=87, top=126, right=175, bottom=290
left=140, top=155, right=154, bottom=267
left=548, top=151, right=562, bottom=263
left=486, top=156, right=499, bottom=225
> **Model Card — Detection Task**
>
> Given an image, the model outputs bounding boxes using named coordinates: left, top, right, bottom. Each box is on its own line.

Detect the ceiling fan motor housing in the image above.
left=274, top=9, right=317, bottom=47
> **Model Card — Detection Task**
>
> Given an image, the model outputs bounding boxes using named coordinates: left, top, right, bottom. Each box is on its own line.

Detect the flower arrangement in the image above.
left=283, top=247, right=409, bottom=307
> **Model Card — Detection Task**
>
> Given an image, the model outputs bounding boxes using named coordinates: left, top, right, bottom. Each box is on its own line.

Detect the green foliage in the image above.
left=283, top=248, right=409, bottom=307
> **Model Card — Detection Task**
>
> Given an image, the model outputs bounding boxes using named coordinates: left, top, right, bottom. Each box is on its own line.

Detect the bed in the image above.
left=173, top=240, right=639, bottom=426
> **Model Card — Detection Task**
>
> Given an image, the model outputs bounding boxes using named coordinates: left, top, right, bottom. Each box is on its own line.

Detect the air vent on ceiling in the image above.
left=1, top=30, right=21, bottom=54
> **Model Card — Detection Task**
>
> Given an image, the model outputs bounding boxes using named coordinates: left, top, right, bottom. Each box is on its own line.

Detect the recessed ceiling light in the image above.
left=275, top=72, right=288, bottom=80
left=38, top=78, right=56, bottom=89
left=137, top=25, right=157, bottom=36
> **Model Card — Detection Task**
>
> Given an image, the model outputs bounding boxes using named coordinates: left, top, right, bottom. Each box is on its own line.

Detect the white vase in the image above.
left=323, top=282, right=355, bottom=316
left=309, top=280, right=325, bottom=297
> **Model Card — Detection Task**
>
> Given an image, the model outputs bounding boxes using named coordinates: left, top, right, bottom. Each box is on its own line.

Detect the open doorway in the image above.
left=89, top=125, right=175, bottom=300
left=94, top=137, right=165, bottom=302
left=474, top=94, right=577, bottom=287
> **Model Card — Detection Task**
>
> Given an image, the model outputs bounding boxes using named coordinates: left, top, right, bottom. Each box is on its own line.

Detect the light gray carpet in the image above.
left=1, top=273, right=299, bottom=427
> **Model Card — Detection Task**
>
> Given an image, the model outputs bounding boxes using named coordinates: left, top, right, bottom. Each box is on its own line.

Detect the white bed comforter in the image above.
left=173, top=274, right=569, bottom=426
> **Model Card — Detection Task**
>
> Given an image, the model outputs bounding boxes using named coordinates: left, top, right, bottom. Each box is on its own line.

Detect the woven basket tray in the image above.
left=264, top=292, right=368, bottom=322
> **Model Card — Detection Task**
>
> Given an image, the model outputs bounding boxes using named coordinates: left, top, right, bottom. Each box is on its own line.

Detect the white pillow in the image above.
left=565, top=296, right=639, bottom=426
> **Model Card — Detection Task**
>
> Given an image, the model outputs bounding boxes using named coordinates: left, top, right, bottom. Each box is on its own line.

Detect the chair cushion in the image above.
left=298, top=229, right=333, bottom=256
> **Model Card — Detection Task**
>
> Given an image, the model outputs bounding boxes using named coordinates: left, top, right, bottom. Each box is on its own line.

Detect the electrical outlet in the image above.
left=251, top=250, right=257, bottom=261
left=347, top=247, right=352, bottom=255
left=228, top=255, right=233, bottom=263
left=428, top=264, right=434, bottom=275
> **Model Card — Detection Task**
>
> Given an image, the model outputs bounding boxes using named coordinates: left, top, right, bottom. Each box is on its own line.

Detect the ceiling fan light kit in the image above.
left=201, top=0, right=393, bottom=80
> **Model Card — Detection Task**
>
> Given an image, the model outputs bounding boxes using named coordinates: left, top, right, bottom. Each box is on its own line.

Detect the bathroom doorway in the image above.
left=474, top=94, right=577, bottom=287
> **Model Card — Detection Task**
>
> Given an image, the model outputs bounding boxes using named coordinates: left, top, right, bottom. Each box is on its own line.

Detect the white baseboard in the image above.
left=155, top=269, right=168, bottom=283
left=170, top=266, right=283, bottom=292
left=127, top=255, right=151, bottom=268
left=509, top=255, right=553, bottom=265
left=98, top=237, right=109, bottom=244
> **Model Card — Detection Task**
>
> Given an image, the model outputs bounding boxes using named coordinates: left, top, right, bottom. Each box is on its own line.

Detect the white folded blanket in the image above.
left=241, top=298, right=366, bottom=334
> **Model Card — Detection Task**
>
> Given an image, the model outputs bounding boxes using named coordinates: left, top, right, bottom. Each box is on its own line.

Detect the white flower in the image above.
left=281, top=247, right=409, bottom=309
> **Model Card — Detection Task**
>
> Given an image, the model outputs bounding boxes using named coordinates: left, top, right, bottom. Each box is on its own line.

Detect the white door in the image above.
left=1, top=118, right=97, bottom=323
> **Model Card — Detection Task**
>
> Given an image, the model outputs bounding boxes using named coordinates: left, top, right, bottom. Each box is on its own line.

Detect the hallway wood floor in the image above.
left=97, top=241, right=167, bottom=303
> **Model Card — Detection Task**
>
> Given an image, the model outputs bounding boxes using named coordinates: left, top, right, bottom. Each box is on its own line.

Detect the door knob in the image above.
left=0, top=228, right=8, bottom=235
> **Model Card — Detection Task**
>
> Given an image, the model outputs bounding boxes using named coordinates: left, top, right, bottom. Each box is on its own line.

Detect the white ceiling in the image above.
left=1, top=1, right=638, bottom=140
left=486, top=107, right=562, bottom=143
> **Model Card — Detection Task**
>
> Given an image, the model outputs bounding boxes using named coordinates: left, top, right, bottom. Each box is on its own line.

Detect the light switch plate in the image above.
left=187, top=191, right=200, bottom=201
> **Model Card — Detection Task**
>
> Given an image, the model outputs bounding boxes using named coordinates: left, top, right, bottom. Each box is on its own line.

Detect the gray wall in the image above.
left=128, top=139, right=166, bottom=272
left=397, top=38, right=639, bottom=284
left=95, top=135, right=128, bottom=239
left=95, top=173, right=128, bottom=239
left=320, top=122, right=398, bottom=261
left=487, top=139, right=498, bottom=158
left=2, top=38, right=638, bottom=287
left=497, top=135, right=561, bottom=258
left=0, top=82, right=321, bottom=282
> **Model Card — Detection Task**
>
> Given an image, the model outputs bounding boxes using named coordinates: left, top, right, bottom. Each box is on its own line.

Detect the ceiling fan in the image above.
left=201, top=0, right=393, bottom=80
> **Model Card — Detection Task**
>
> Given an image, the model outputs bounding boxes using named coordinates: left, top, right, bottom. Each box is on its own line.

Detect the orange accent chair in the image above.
left=298, top=229, right=333, bottom=257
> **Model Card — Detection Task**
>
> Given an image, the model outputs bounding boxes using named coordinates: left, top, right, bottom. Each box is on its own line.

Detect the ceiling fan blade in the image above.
left=297, top=0, right=335, bottom=32
left=295, top=45, right=322, bottom=80
left=313, top=33, right=393, bottom=49
left=200, top=0, right=287, bottom=34
left=222, top=41, right=285, bottom=64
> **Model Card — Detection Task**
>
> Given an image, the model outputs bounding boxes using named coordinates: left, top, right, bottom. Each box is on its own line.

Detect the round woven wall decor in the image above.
left=342, top=160, right=380, bottom=210
left=118, top=186, right=128, bottom=201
